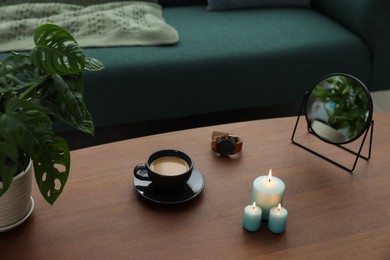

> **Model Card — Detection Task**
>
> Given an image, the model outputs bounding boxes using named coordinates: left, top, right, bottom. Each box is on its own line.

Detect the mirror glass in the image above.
left=305, top=74, right=373, bottom=144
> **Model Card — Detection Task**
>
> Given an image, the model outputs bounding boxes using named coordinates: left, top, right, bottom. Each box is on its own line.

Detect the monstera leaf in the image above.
left=33, top=137, right=70, bottom=205
left=31, top=24, right=85, bottom=75
left=0, top=53, right=41, bottom=92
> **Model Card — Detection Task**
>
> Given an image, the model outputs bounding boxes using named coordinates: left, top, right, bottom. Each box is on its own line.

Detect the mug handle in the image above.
left=134, top=163, right=151, bottom=181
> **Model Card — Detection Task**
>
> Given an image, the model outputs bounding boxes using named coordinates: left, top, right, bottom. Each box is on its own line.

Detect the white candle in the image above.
left=243, top=202, right=262, bottom=232
left=251, top=169, right=285, bottom=220
left=268, top=203, right=288, bottom=233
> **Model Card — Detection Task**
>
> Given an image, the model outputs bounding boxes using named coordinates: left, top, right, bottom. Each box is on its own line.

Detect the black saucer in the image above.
left=134, top=168, right=205, bottom=204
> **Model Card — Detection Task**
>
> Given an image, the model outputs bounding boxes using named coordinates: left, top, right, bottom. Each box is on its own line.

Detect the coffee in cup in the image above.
left=134, top=150, right=194, bottom=189
left=150, top=156, right=190, bottom=176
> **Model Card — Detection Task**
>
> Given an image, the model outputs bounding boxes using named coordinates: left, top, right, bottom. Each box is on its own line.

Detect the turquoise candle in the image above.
left=243, top=202, right=262, bottom=232
left=251, top=169, right=285, bottom=220
left=268, top=204, right=288, bottom=234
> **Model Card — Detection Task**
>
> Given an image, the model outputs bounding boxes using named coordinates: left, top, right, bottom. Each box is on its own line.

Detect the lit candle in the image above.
left=251, top=169, right=285, bottom=220
left=243, top=202, right=262, bottom=232
left=268, top=203, right=288, bottom=233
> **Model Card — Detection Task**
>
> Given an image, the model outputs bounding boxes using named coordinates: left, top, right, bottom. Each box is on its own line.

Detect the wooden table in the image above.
left=1, top=113, right=389, bottom=259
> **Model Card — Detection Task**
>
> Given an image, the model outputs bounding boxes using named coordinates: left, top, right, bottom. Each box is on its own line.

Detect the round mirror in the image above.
left=305, top=73, right=373, bottom=144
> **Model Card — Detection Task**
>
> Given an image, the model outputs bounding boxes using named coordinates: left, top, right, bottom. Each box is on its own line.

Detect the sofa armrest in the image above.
left=312, top=0, right=390, bottom=91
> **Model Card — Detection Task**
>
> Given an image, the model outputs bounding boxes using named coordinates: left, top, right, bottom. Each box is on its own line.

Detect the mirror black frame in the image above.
left=291, top=73, right=374, bottom=173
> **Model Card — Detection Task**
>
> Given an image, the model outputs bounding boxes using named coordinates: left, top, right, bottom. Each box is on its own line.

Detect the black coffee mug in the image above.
left=134, top=150, right=194, bottom=189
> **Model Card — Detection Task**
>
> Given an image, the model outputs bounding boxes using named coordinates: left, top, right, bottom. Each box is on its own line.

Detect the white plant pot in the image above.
left=0, top=159, right=34, bottom=232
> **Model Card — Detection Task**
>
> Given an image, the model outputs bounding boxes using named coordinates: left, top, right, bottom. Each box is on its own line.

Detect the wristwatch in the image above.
left=211, top=131, right=243, bottom=157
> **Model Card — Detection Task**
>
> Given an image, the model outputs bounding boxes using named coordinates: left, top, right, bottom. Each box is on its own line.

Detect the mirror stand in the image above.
left=291, top=92, right=374, bottom=173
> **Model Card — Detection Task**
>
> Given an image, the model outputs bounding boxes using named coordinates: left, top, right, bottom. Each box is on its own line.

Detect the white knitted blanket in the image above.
left=0, top=1, right=179, bottom=52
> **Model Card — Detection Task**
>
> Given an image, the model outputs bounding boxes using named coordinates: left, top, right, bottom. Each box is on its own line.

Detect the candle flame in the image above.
left=277, top=203, right=282, bottom=215
left=268, top=169, right=272, bottom=182
left=252, top=201, right=256, bottom=209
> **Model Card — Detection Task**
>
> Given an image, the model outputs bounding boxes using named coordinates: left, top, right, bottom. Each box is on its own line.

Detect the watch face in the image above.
left=217, top=139, right=235, bottom=157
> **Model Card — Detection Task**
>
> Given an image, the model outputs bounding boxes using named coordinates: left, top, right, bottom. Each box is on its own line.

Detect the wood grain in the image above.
left=1, top=113, right=389, bottom=259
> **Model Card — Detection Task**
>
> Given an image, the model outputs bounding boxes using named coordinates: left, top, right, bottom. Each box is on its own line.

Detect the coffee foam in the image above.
left=150, top=156, right=189, bottom=176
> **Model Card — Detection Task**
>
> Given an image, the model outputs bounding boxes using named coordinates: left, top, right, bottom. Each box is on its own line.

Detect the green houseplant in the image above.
left=0, top=24, right=104, bottom=206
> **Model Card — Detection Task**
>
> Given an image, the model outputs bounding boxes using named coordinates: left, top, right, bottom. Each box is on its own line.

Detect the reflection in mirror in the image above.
left=306, top=74, right=373, bottom=144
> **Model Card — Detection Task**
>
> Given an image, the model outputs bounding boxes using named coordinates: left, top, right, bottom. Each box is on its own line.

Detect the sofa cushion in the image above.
left=78, top=6, right=370, bottom=130
left=207, top=0, right=310, bottom=11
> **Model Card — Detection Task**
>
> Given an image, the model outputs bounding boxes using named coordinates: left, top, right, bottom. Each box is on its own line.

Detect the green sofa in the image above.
left=3, top=0, right=389, bottom=147
left=82, top=0, right=388, bottom=133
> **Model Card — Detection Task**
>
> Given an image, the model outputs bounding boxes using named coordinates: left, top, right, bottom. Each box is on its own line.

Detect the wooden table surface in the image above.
left=1, top=113, right=389, bottom=259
